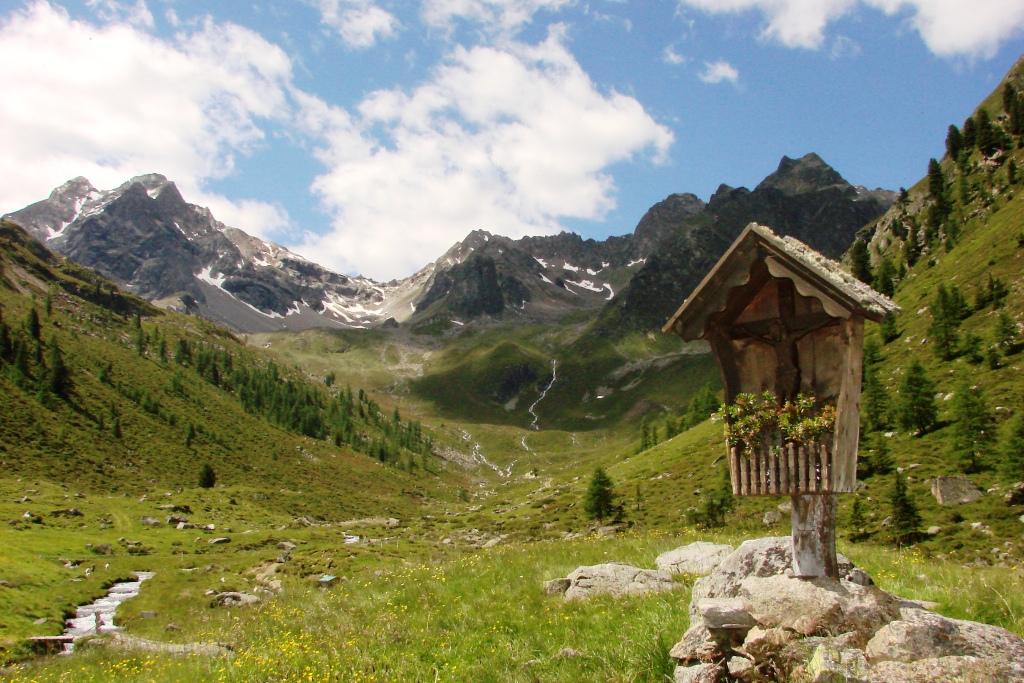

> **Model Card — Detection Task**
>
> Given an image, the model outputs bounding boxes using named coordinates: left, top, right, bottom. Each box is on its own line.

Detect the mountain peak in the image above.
left=756, top=153, right=845, bottom=195
left=50, top=176, right=96, bottom=201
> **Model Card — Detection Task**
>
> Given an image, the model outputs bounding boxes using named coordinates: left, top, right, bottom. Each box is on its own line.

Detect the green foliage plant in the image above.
left=717, top=391, right=836, bottom=459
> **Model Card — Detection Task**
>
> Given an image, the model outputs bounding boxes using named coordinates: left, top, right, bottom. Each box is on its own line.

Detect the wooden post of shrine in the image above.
left=663, top=224, right=897, bottom=579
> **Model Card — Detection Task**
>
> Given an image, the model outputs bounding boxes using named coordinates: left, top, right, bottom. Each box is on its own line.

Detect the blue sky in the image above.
left=1, top=0, right=1023, bottom=280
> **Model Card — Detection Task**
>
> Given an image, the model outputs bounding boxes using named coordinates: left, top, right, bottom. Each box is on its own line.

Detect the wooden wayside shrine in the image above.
left=663, top=223, right=898, bottom=578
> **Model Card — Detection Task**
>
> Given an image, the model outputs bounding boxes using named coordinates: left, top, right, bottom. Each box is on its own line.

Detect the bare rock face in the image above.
left=930, top=476, right=983, bottom=505
left=655, top=542, right=734, bottom=576
left=553, top=563, right=678, bottom=601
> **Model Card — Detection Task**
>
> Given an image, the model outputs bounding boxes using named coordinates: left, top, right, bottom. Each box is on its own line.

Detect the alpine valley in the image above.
left=1, top=53, right=1023, bottom=683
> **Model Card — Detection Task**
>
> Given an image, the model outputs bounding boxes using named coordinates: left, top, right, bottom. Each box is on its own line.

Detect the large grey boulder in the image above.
left=655, top=542, right=734, bottom=576
left=738, top=574, right=900, bottom=638
left=930, top=476, right=983, bottom=505
left=558, top=563, right=677, bottom=601
left=866, top=605, right=1024, bottom=664
left=868, top=655, right=1023, bottom=682
left=688, top=536, right=860, bottom=621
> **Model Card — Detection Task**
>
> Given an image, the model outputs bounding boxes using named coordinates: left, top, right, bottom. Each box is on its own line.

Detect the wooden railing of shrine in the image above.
left=729, top=441, right=833, bottom=496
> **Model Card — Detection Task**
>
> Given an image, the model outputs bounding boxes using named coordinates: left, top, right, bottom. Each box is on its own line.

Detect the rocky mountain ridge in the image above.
left=4, top=153, right=890, bottom=333
left=596, top=152, right=896, bottom=334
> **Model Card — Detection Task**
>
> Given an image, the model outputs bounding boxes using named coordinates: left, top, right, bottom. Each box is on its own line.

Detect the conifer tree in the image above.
left=0, top=316, right=11, bottom=362
left=995, top=310, right=1017, bottom=353
left=898, top=361, right=937, bottom=435
left=927, top=158, right=945, bottom=200
left=199, top=463, right=216, bottom=489
left=583, top=467, right=615, bottom=522
left=975, top=109, right=998, bottom=156
left=873, top=257, right=896, bottom=297
left=951, top=380, right=994, bottom=473
left=880, top=312, right=900, bottom=344
left=682, top=384, right=720, bottom=430
left=25, top=307, right=40, bottom=341
left=862, top=365, right=890, bottom=433
left=962, top=115, right=977, bottom=149
left=945, top=124, right=962, bottom=159
left=46, top=334, right=71, bottom=398
left=961, top=332, right=983, bottom=364
left=902, top=223, right=919, bottom=267
left=868, top=435, right=894, bottom=476
left=1001, top=412, right=1024, bottom=480
left=928, top=284, right=960, bottom=359
left=890, top=473, right=922, bottom=546
left=850, top=239, right=872, bottom=284
left=1003, top=83, right=1017, bottom=114
left=848, top=495, right=867, bottom=541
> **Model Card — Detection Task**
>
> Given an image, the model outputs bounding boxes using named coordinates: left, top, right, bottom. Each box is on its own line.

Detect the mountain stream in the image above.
left=61, top=572, right=154, bottom=653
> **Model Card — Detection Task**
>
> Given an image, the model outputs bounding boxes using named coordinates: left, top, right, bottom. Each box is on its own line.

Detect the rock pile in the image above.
left=671, top=537, right=1024, bottom=682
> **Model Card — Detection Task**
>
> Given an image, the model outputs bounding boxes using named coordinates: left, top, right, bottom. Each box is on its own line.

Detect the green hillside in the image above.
left=0, top=220, right=466, bottom=655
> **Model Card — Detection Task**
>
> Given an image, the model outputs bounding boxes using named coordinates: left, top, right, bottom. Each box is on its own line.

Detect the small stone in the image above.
left=698, top=598, right=757, bottom=630
left=33, top=617, right=47, bottom=625
left=673, top=662, right=720, bottom=683
left=544, top=578, right=570, bottom=595
left=926, top=526, right=941, bottom=535
left=208, top=537, right=230, bottom=545
left=762, top=510, right=782, bottom=527
left=740, top=626, right=793, bottom=660
left=210, top=591, right=259, bottom=607
left=726, top=655, right=755, bottom=678
left=670, top=624, right=722, bottom=664
left=805, top=645, right=869, bottom=683
left=164, top=623, right=180, bottom=632
left=140, top=517, right=160, bottom=527
left=556, top=647, right=582, bottom=658
left=277, top=541, right=296, bottom=551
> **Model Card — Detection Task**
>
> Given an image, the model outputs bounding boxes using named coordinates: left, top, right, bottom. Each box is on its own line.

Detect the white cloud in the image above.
left=676, top=0, right=1024, bottom=57
left=829, top=34, right=862, bottom=60
left=662, top=45, right=687, bottom=65
left=421, top=0, right=571, bottom=35
left=315, top=0, right=398, bottom=48
left=699, top=59, right=739, bottom=84
left=866, top=0, right=1024, bottom=59
left=0, top=2, right=293, bottom=237
left=86, top=0, right=153, bottom=29
left=295, top=27, right=673, bottom=280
